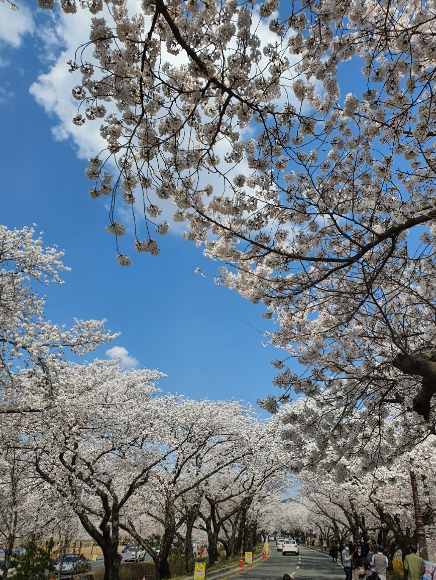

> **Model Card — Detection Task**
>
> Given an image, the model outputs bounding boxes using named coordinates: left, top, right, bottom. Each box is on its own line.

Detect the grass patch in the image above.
left=81, top=545, right=265, bottom=580
left=85, top=562, right=155, bottom=580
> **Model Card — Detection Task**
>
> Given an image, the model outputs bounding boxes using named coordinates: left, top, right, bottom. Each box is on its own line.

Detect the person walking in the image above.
left=404, top=545, right=424, bottom=580
left=361, top=537, right=370, bottom=558
left=330, top=542, right=339, bottom=563
left=370, top=546, right=388, bottom=580
left=368, top=544, right=377, bottom=569
left=339, top=541, right=345, bottom=556
left=342, top=544, right=353, bottom=580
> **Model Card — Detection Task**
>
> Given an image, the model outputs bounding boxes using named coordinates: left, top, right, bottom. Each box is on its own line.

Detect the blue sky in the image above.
left=0, top=0, right=281, bottom=411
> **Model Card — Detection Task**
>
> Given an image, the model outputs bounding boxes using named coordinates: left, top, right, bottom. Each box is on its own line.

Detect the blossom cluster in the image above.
left=38, top=0, right=436, bottom=423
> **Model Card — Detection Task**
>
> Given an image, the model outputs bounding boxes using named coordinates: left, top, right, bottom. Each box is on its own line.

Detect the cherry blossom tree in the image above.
left=33, top=0, right=436, bottom=424
left=281, top=398, right=436, bottom=558
left=0, top=437, right=74, bottom=580
left=0, top=225, right=115, bottom=413
left=119, top=398, right=257, bottom=578
left=0, top=445, right=40, bottom=580
left=196, top=421, right=288, bottom=564
left=18, top=360, right=166, bottom=580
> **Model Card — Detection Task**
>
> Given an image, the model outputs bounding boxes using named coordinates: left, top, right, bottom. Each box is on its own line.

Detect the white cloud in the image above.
left=0, top=4, right=34, bottom=48
left=106, top=345, right=139, bottom=369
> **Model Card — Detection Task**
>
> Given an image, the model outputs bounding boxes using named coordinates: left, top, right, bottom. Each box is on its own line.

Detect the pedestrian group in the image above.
left=328, top=539, right=420, bottom=580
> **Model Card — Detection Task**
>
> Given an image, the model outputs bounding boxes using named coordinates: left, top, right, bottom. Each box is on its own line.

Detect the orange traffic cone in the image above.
left=262, top=550, right=267, bottom=560
left=239, top=554, right=244, bottom=568
left=142, top=576, right=146, bottom=580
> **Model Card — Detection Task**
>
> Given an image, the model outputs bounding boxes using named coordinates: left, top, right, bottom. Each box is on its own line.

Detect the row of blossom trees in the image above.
left=4, top=0, right=436, bottom=570
left=271, top=397, right=436, bottom=562
left=2, top=218, right=436, bottom=580
left=0, top=225, right=290, bottom=580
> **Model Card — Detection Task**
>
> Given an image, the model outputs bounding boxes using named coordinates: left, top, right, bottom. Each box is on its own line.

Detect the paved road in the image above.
left=223, top=545, right=345, bottom=580
left=77, top=544, right=346, bottom=580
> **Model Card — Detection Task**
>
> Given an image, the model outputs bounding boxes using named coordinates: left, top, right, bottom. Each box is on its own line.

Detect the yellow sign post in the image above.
left=245, top=552, right=252, bottom=564
left=194, top=563, right=206, bottom=580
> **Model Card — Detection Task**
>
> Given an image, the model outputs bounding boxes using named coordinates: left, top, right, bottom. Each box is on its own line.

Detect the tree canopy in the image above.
left=30, top=0, right=436, bottom=425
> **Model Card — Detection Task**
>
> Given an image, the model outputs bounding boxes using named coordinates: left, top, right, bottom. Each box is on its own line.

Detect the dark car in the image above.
left=0, top=560, right=20, bottom=579
left=54, top=554, right=89, bottom=574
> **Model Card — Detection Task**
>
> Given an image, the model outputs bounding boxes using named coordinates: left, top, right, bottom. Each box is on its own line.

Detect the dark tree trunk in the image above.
left=204, top=518, right=219, bottom=568
left=221, top=516, right=239, bottom=559
left=392, top=353, right=436, bottom=420
left=2, top=536, right=15, bottom=580
left=373, top=507, right=412, bottom=562
left=410, top=470, right=428, bottom=560
left=183, top=503, right=200, bottom=574
left=244, top=521, right=256, bottom=553
left=202, top=500, right=221, bottom=568
left=102, top=544, right=121, bottom=580
left=56, top=534, right=72, bottom=580
left=251, top=524, right=258, bottom=550
left=235, top=505, right=249, bottom=555
left=228, top=533, right=238, bottom=558
left=221, top=540, right=230, bottom=560
left=234, top=526, right=243, bottom=556
left=184, top=524, right=195, bottom=573
left=207, top=530, right=219, bottom=567
left=157, top=557, right=171, bottom=580
left=76, top=506, right=121, bottom=580
left=156, top=523, right=176, bottom=579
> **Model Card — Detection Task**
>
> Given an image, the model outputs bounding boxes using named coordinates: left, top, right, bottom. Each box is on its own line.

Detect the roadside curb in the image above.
left=206, top=553, right=267, bottom=580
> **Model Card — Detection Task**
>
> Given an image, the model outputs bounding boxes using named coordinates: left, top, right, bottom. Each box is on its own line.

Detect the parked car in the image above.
left=54, top=553, right=89, bottom=574
left=282, top=539, right=299, bottom=556
left=0, top=549, right=25, bottom=558
left=120, top=545, right=146, bottom=562
left=0, top=560, right=20, bottom=579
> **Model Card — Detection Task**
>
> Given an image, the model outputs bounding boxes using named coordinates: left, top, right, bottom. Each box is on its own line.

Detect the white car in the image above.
left=282, top=539, right=299, bottom=556
left=121, top=545, right=147, bottom=562
left=276, top=538, right=285, bottom=551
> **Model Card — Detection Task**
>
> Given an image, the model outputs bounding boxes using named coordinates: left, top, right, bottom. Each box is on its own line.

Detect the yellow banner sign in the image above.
left=194, top=563, right=206, bottom=580
left=245, top=552, right=252, bottom=564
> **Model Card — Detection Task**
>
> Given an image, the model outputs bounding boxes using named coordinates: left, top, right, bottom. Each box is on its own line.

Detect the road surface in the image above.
left=222, top=545, right=345, bottom=580
left=81, top=543, right=345, bottom=580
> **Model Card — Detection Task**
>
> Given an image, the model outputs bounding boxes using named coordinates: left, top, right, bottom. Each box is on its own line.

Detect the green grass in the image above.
left=84, top=545, right=265, bottom=580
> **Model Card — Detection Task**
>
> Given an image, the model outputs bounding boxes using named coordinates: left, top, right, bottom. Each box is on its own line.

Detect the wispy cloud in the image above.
left=0, top=4, right=34, bottom=49
left=0, top=86, right=14, bottom=103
